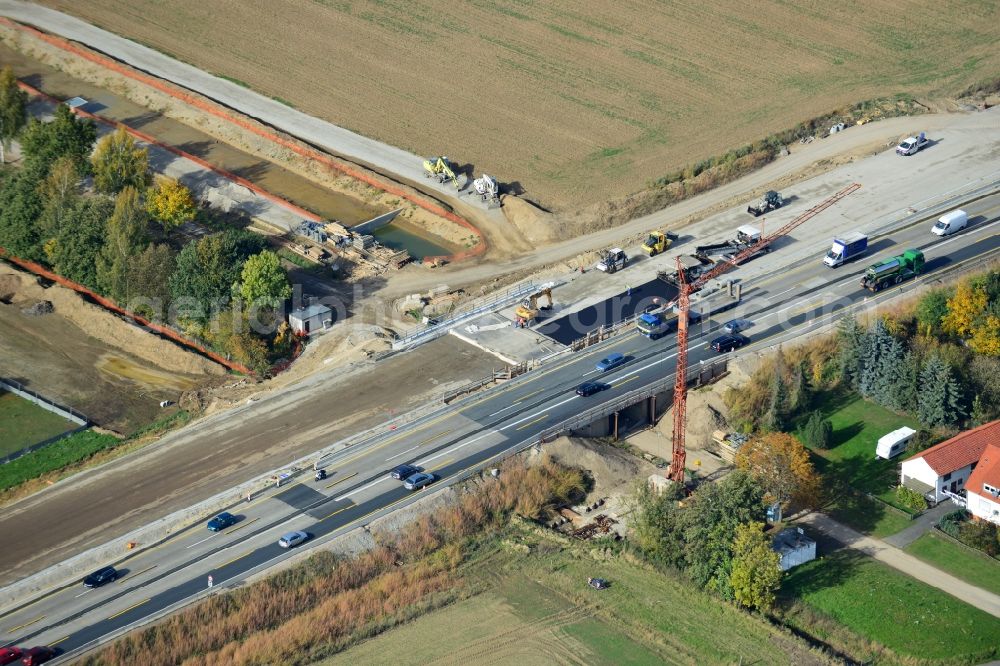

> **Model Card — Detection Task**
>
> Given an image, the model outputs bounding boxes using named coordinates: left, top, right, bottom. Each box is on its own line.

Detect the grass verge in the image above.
left=905, top=531, right=1000, bottom=597
left=781, top=550, right=1000, bottom=664
left=0, top=429, right=120, bottom=492
left=0, top=389, right=78, bottom=455
left=826, top=493, right=913, bottom=539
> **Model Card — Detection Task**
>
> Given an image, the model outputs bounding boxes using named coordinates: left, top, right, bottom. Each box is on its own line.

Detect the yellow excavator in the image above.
left=642, top=230, right=672, bottom=256
left=422, top=156, right=460, bottom=189
left=514, top=287, right=553, bottom=324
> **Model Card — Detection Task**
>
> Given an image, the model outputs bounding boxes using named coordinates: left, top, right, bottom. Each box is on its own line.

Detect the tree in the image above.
left=236, top=250, right=291, bottom=308
left=129, top=243, right=176, bottom=319
left=730, top=522, right=782, bottom=611
left=870, top=336, right=907, bottom=410
left=50, top=197, right=114, bottom=288
left=0, top=159, right=46, bottom=260
left=91, top=127, right=150, bottom=194
left=632, top=480, right=687, bottom=569
left=226, top=329, right=270, bottom=374
left=169, top=229, right=268, bottom=319
left=736, top=432, right=821, bottom=513
left=942, top=280, right=987, bottom=338
left=802, top=411, right=832, bottom=449
left=19, top=104, right=96, bottom=173
left=787, top=361, right=810, bottom=413
left=146, top=177, right=197, bottom=230
left=97, top=186, right=149, bottom=302
left=917, top=354, right=965, bottom=428
left=0, top=66, right=28, bottom=164
left=764, top=348, right=788, bottom=431
left=859, top=318, right=892, bottom=399
left=915, top=288, right=950, bottom=337
left=836, top=316, right=866, bottom=389
left=38, top=155, right=82, bottom=237
left=969, top=315, right=1000, bottom=356
left=683, top=470, right=765, bottom=598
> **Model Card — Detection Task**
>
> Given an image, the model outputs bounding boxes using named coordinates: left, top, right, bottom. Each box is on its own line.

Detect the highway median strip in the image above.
left=107, top=598, right=150, bottom=621
left=325, top=471, right=358, bottom=489
left=117, top=565, right=156, bottom=583
left=218, top=550, right=253, bottom=569
left=223, top=517, right=259, bottom=535
left=515, top=413, right=549, bottom=431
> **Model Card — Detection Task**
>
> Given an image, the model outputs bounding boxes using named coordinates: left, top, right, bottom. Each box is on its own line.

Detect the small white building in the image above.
left=900, top=420, right=998, bottom=504
left=288, top=303, right=333, bottom=335
left=876, top=426, right=917, bottom=460
left=967, top=439, right=1000, bottom=526
left=772, top=527, right=816, bottom=571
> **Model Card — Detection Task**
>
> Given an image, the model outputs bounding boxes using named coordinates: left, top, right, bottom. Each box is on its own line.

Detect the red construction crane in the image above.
left=668, top=182, right=861, bottom=483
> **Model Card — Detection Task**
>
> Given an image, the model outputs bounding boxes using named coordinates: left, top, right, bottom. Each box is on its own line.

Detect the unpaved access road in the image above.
left=0, top=336, right=497, bottom=585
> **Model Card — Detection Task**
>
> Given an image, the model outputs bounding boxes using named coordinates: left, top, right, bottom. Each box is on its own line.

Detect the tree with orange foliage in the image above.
left=942, top=280, right=987, bottom=338
left=970, top=315, right=1000, bottom=356
left=735, top=432, right=821, bottom=512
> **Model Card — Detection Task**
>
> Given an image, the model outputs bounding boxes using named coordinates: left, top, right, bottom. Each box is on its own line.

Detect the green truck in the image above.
left=860, top=249, right=925, bottom=292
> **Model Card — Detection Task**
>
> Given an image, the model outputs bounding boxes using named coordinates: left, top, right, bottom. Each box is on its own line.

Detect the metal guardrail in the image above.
left=392, top=282, right=540, bottom=350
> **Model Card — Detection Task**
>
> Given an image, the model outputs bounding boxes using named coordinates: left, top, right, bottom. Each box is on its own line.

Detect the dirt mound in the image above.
left=540, top=436, right=656, bottom=498
left=0, top=262, right=224, bottom=376
left=0, top=273, right=21, bottom=303
left=501, top=195, right=559, bottom=245
left=21, top=300, right=53, bottom=316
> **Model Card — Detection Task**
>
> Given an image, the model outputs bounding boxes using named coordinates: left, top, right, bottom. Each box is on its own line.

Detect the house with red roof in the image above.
left=900, top=420, right=1000, bottom=504
left=967, top=442, right=1000, bottom=526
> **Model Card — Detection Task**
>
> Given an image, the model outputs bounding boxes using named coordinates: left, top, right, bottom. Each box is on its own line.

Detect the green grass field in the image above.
left=826, top=493, right=914, bottom=539
left=905, top=531, right=1000, bottom=597
left=0, top=389, right=79, bottom=456
left=0, top=429, right=121, bottom=491
left=781, top=550, right=1000, bottom=663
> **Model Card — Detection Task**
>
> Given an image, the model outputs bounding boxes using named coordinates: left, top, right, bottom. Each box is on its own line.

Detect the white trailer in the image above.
left=876, top=426, right=917, bottom=459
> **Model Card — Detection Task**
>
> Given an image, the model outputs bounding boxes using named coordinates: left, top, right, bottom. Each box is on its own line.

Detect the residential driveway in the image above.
left=799, top=512, right=1000, bottom=619
left=883, top=501, right=955, bottom=548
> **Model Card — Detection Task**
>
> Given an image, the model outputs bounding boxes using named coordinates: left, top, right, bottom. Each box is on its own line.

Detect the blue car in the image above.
left=595, top=352, right=626, bottom=372
left=207, top=512, right=237, bottom=532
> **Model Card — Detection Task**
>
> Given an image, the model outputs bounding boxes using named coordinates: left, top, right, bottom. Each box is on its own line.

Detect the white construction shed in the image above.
left=772, top=527, right=816, bottom=571
left=876, top=427, right=917, bottom=460
left=289, top=304, right=333, bottom=335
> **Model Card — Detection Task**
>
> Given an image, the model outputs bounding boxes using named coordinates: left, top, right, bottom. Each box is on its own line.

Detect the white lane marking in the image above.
left=417, top=429, right=499, bottom=466
left=385, top=445, right=419, bottom=462
left=185, top=534, right=216, bottom=549
left=582, top=369, right=599, bottom=376
left=488, top=404, right=520, bottom=417
left=500, top=395, right=578, bottom=431
left=335, top=475, right=390, bottom=501
left=74, top=590, right=91, bottom=598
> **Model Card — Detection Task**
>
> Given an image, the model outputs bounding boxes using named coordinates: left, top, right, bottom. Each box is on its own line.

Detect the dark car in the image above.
left=0, top=647, right=23, bottom=665
left=403, top=472, right=435, bottom=491
left=390, top=464, right=420, bottom=480
left=82, top=566, right=117, bottom=588
left=20, top=647, right=55, bottom=666
left=595, top=352, right=626, bottom=372
left=206, top=512, right=238, bottom=532
left=711, top=333, right=750, bottom=353
left=576, top=381, right=605, bottom=397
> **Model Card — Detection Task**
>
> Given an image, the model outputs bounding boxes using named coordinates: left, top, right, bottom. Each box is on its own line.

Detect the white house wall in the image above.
left=901, top=458, right=975, bottom=503
left=969, top=491, right=1000, bottom=526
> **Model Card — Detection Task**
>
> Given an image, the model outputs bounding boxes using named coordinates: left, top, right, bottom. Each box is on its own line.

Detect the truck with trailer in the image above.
left=860, top=249, right=925, bottom=292
left=695, top=225, right=770, bottom=263
left=636, top=307, right=702, bottom=339
left=823, top=231, right=868, bottom=267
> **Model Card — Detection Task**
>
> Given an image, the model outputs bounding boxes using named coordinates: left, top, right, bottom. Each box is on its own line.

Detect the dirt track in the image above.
left=31, top=0, right=1000, bottom=212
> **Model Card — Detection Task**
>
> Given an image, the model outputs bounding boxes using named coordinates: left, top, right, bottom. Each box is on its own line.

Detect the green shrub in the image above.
left=895, top=485, right=927, bottom=513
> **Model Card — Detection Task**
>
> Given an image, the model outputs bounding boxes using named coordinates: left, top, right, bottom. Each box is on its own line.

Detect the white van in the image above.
left=876, top=427, right=917, bottom=460
left=932, top=209, right=968, bottom=237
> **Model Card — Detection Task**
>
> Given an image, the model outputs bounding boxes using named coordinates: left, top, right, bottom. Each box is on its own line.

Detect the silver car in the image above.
left=278, top=531, right=309, bottom=548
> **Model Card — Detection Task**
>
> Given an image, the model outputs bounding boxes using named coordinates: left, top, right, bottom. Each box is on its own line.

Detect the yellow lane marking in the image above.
left=514, top=389, right=544, bottom=403
left=516, top=413, right=549, bottom=431
left=107, top=598, right=150, bottom=621
left=117, top=565, right=156, bottom=583
left=5, top=614, right=44, bottom=633
left=419, top=429, right=452, bottom=445
left=320, top=506, right=350, bottom=521
left=613, top=375, right=639, bottom=387
left=224, top=517, right=259, bottom=535
left=49, top=635, right=70, bottom=646
left=218, top=550, right=253, bottom=568
left=427, top=458, right=455, bottom=473
left=325, top=471, right=358, bottom=489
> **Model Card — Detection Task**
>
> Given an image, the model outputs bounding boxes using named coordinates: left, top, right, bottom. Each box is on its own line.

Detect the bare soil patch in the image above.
left=36, top=0, right=1000, bottom=214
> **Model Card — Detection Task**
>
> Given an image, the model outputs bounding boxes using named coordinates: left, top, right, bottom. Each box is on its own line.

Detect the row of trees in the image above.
left=0, top=66, right=292, bottom=373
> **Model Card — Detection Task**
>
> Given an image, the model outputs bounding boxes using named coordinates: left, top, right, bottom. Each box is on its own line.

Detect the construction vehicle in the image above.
left=665, top=183, right=861, bottom=483
left=860, top=249, right=924, bottom=292
left=747, top=190, right=784, bottom=217
left=695, top=225, right=769, bottom=263
left=636, top=306, right=702, bottom=339
left=823, top=231, right=868, bottom=267
left=896, top=132, right=929, bottom=156
left=472, top=174, right=500, bottom=205
left=642, top=231, right=672, bottom=256
left=422, top=156, right=460, bottom=188
left=514, top=286, right=553, bottom=324
left=596, top=248, right=628, bottom=273
left=656, top=254, right=711, bottom=286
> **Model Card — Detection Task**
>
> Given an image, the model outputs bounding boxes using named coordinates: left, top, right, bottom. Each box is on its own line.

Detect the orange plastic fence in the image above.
left=0, top=16, right=486, bottom=264
left=0, top=249, right=252, bottom=376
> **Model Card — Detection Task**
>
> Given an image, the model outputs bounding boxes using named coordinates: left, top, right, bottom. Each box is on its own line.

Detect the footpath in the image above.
left=799, top=512, right=1000, bottom=619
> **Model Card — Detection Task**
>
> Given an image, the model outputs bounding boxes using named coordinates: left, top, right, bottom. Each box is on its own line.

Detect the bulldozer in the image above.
left=514, top=286, right=553, bottom=325
left=472, top=174, right=500, bottom=205
left=642, top=231, right=672, bottom=256
left=422, top=156, right=460, bottom=189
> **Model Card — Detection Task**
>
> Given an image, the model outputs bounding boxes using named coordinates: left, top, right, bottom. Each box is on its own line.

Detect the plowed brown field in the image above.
left=38, top=0, right=1000, bottom=211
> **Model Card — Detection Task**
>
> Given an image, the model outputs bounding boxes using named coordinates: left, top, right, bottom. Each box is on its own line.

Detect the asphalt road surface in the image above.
left=3, top=192, right=999, bottom=660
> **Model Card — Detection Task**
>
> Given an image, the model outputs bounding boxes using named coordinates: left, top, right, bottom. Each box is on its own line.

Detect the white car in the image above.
left=278, top=531, right=309, bottom=548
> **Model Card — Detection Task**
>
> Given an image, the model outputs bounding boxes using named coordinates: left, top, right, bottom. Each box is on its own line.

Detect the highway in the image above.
left=2, top=190, right=998, bottom=659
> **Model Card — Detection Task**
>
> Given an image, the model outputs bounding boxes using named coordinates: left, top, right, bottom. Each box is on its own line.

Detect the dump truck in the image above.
left=656, top=254, right=712, bottom=286
left=747, top=190, right=784, bottom=216
left=597, top=248, right=628, bottom=273
left=642, top=231, right=672, bottom=256
left=896, top=132, right=929, bottom=156
left=695, top=225, right=769, bottom=263
left=823, top=231, right=868, bottom=267
left=636, top=307, right=702, bottom=339
left=860, top=249, right=925, bottom=292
